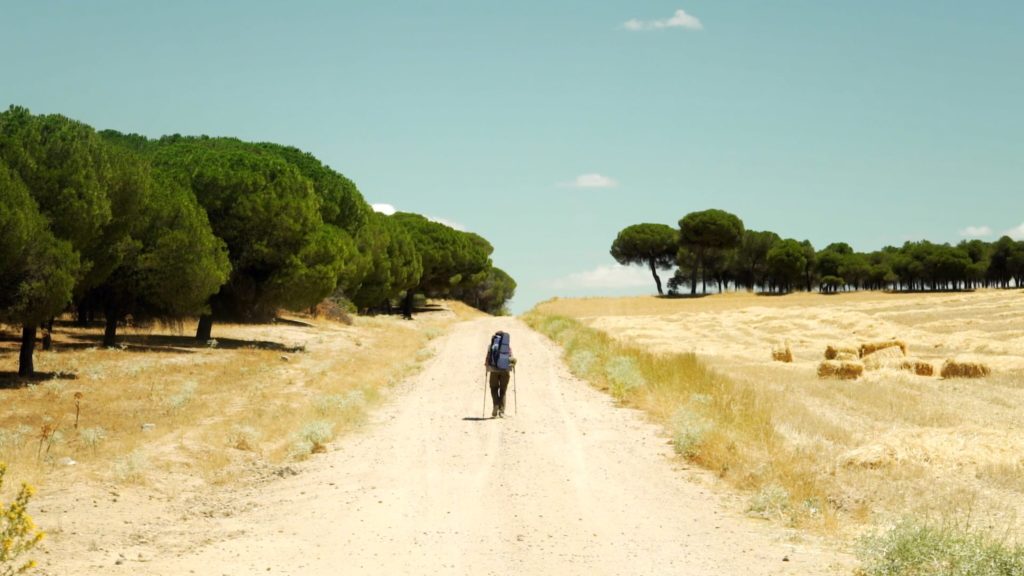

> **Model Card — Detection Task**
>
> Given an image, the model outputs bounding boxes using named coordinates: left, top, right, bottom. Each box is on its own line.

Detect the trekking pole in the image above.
left=513, top=365, right=518, bottom=415
left=482, top=369, right=487, bottom=418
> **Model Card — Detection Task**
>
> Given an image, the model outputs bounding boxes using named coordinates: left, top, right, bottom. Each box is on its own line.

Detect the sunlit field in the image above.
left=0, top=303, right=480, bottom=494
left=533, top=290, right=1024, bottom=540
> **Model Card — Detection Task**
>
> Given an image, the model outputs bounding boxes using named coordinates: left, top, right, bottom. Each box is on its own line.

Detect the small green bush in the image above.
left=856, top=520, right=1024, bottom=576
left=671, top=407, right=712, bottom=458
left=605, top=356, right=646, bottom=399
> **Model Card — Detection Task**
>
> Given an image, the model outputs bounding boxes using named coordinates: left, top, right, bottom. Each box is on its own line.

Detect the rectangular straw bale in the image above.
left=771, top=345, right=793, bottom=363
left=825, top=344, right=858, bottom=360
left=940, top=359, right=991, bottom=379
left=863, top=346, right=905, bottom=370
left=818, top=360, right=864, bottom=380
left=859, top=340, right=907, bottom=358
left=900, top=359, right=934, bottom=377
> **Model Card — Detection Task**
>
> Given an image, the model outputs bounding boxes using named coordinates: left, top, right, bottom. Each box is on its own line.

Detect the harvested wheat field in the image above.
left=535, top=290, right=1024, bottom=540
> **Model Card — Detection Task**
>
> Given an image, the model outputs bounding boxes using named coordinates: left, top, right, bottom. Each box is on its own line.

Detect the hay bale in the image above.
left=771, top=344, right=793, bottom=363
left=899, top=359, right=934, bottom=377
left=817, top=360, right=864, bottom=380
left=824, top=344, right=858, bottom=360
left=858, top=340, right=907, bottom=358
left=836, top=351, right=859, bottom=361
left=940, top=359, right=991, bottom=379
left=863, top=346, right=906, bottom=370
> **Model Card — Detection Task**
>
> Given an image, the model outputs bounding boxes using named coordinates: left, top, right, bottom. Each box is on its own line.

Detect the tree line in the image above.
left=611, top=209, right=1024, bottom=297
left=1, top=106, right=516, bottom=376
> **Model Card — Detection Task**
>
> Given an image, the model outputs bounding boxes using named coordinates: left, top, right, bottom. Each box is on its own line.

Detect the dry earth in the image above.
left=32, top=317, right=851, bottom=575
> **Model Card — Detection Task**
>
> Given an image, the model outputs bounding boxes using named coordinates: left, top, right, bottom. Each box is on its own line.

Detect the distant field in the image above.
left=536, top=290, right=1024, bottom=538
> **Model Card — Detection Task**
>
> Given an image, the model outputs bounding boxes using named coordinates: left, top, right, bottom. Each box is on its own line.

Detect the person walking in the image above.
left=484, top=331, right=516, bottom=418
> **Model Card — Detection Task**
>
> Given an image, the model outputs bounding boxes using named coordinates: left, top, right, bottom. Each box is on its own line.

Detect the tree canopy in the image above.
left=610, top=223, right=678, bottom=295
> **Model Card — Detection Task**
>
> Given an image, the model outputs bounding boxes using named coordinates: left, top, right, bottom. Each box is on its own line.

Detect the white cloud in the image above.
left=371, top=203, right=396, bottom=215
left=551, top=264, right=652, bottom=290
left=1005, top=222, right=1024, bottom=240
left=427, top=216, right=467, bottom=231
left=623, top=9, right=703, bottom=32
left=564, top=173, right=619, bottom=189
left=959, top=225, right=992, bottom=238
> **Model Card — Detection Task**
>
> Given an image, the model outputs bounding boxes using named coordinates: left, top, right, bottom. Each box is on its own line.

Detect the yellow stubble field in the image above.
left=536, top=289, right=1024, bottom=537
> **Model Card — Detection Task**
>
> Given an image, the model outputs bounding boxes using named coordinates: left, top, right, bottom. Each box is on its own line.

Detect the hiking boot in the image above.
left=498, top=410, right=504, bottom=418
left=491, top=407, right=498, bottom=418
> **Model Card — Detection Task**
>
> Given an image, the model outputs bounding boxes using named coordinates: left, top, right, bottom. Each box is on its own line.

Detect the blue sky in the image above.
left=3, top=1, right=1022, bottom=312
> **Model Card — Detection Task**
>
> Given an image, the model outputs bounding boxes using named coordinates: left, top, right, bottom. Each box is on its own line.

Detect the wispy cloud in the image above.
left=428, top=216, right=467, bottom=231
left=624, top=9, right=703, bottom=32
left=1005, top=222, right=1024, bottom=240
left=371, top=203, right=396, bottom=215
left=563, top=173, right=619, bottom=189
left=551, top=264, right=652, bottom=290
left=959, top=225, right=992, bottom=238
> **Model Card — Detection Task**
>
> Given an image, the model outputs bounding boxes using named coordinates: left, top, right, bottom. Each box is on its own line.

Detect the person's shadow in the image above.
left=462, top=417, right=491, bottom=422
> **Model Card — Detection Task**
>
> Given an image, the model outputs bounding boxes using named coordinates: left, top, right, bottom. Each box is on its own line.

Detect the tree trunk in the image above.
left=41, top=317, right=54, bottom=351
left=103, top=314, right=118, bottom=348
left=648, top=260, right=663, bottom=295
left=76, top=299, right=88, bottom=327
left=401, top=290, right=415, bottom=320
left=19, top=324, right=36, bottom=377
left=196, top=314, right=214, bottom=341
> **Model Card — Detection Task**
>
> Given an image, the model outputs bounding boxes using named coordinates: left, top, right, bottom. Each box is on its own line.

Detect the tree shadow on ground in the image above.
left=0, top=371, right=78, bottom=389
left=657, top=293, right=711, bottom=299
left=65, top=333, right=304, bottom=353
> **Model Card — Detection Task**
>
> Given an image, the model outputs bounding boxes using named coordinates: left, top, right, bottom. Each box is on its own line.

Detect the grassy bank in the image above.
left=523, top=310, right=839, bottom=529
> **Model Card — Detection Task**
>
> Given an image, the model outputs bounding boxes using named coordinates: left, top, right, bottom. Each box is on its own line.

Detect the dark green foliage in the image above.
left=151, top=137, right=346, bottom=332
left=731, top=230, right=781, bottom=292
left=610, top=223, right=679, bottom=295
left=349, top=211, right=423, bottom=311
left=0, top=162, right=81, bottom=375
left=0, top=106, right=112, bottom=283
left=255, top=142, right=370, bottom=234
left=392, top=212, right=492, bottom=293
left=678, top=209, right=745, bottom=294
left=765, top=239, right=806, bottom=293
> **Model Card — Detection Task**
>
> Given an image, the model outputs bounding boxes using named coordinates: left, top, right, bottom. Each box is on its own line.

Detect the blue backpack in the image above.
left=487, top=331, right=512, bottom=372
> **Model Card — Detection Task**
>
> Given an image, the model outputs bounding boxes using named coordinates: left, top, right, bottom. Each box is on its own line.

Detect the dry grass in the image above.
left=941, top=359, right=992, bottom=379
left=524, top=311, right=842, bottom=531
left=533, top=290, right=1024, bottom=542
left=0, top=302, right=461, bottom=491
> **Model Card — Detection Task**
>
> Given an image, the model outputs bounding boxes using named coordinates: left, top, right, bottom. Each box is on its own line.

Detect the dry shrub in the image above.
left=900, top=359, right=934, bottom=377
left=818, top=360, right=864, bottom=380
left=858, top=340, right=907, bottom=358
left=863, top=346, right=906, bottom=370
left=313, top=297, right=354, bottom=325
left=940, top=359, right=991, bottom=379
left=771, top=344, right=793, bottom=363
left=825, top=344, right=857, bottom=360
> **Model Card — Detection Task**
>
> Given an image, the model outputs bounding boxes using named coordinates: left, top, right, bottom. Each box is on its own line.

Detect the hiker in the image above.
left=484, top=331, right=516, bottom=418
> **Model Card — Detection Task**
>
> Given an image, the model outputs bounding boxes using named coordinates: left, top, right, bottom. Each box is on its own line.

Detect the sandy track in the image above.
left=97, top=317, right=849, bottom=575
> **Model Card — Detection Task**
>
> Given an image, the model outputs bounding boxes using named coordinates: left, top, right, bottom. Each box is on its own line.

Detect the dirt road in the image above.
left=46, top=317, right=851, bottom=575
